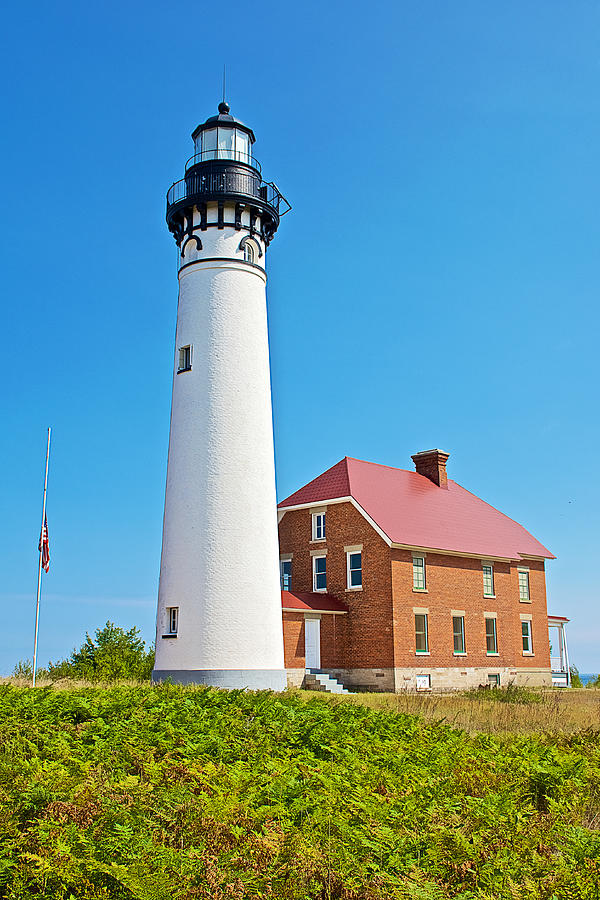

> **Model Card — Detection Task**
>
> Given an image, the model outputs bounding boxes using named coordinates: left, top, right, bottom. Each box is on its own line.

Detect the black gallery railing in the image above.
left=166, top=170, right=290, bottom=217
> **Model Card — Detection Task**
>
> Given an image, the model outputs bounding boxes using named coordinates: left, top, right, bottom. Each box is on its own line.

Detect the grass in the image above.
left=1, top=682, right=600, bottom=899
left=316, top=686, right=600, bottom=736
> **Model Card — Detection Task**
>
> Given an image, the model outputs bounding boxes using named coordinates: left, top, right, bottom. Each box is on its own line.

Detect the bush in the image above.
left=463, top=683, right=543, bottom=704
left=570, top=665, right=584, bottom=688
left=46, top=622, right=154, bottom=682
left=11, top=659, right=48, bottom=680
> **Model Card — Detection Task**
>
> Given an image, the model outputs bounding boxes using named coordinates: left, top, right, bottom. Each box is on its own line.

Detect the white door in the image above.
left=304, top=617, right=321, bottom=669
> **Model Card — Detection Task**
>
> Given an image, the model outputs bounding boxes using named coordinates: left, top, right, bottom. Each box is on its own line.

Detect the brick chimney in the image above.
left=411, top=449, right=450, bottom=488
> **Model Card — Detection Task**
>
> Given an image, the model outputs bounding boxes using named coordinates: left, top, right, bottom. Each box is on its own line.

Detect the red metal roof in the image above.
left=281, top=590, right=348, bottom=613
left=279, top=457, right=554, bottom=561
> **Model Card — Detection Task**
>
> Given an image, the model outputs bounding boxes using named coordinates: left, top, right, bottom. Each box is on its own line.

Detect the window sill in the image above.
left=453, top=652, right=467, bottom=656
left=519, top=598, right=532, bottom=604
left=313, top=588, right=327, bottom=593
left=522, top=651, right=535, bottom=657
left=412, top=588, right=428, bottom=593
left=310, top=538, right=326, bottom=544
left=483, top=594, right=496, bottom=599
left=162, top=634, right=178, bottom=639
left=177, top=368, right=192, bottom=374
left=486, top=652, right=499, bottom=656
left=415, top=651, right=430, bottom=656
left=345, top=586, right=363, bottom=592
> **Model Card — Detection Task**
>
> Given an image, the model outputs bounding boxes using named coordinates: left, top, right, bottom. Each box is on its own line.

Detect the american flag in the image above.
left=38, top=515, right=50, bottom=573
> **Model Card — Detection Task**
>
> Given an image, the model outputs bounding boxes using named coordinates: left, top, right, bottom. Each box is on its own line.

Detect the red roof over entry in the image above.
left=281, top=590, right=348, bottom=614
left=279, top=457, right=554, bottom=561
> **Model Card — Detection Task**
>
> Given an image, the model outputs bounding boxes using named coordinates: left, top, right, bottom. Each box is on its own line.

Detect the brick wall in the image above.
left=279, top=502, right=551, bottom=685
left=390, top=550, right=551, bottom=671
left=278, top=502, right=394, bottom=668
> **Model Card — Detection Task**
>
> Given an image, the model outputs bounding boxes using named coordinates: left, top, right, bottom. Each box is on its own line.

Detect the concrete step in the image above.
left=304, top=670, right=352, bottom=694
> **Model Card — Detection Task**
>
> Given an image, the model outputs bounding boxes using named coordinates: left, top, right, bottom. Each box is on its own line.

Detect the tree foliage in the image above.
left=46, top=621, right=154, bottom=682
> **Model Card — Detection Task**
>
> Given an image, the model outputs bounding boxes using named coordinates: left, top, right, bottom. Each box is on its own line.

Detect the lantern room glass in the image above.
left=194, top=128, right=251, bottom=164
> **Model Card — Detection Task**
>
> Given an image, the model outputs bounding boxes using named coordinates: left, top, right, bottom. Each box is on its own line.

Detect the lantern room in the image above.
left=190, top=101, right=257, bottom=169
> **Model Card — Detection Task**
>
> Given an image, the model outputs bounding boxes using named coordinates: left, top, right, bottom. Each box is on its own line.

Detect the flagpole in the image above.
left=32, top=427, right=51, bottom=688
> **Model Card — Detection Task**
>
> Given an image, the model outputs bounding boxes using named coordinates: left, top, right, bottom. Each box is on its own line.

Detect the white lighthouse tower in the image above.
left=153, top=102, right=290, bottom=690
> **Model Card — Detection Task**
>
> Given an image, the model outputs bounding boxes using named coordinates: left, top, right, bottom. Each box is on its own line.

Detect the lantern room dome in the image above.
left=190, top=102, right=256, bottom=168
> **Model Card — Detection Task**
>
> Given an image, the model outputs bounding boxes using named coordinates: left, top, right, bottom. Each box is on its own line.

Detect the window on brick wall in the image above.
left=312, top=555, right=326, bottom=591
left=521, top=620, right=533, bottom=653
left=413, top=555, right=426, bottom=590
left=280, top=559, right=292, bottom=591
left=482, top=564, right=494, bottom=597
left=453, top=616, right=466, bottom=654
left=312, top=513, right=326, bottom=541
left=518, top=569, right=530, bottom=602
left=485, top=617, right=498, bottom=654
left=346, top=551, right=362, bottom=589
left=415, top=614, right=428, bottom=653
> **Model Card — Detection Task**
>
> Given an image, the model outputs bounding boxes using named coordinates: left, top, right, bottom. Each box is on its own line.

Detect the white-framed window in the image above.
left=482, top=564, right=494, bottom=597
left=485, top=617, right=498, bottom=654
left=521, top=620, right=533, bottom=653
left=178, top=345, right=192, bottom=372
left=416, top=674, right=431, bottom=691
left=488, top=673, right=500, bottom=687
left=312, top=555, right=327, bottom=592
left=346, top=551, right=362, bottom=589
left=413, top=555, right=426, bottom=590
left=415, top=613, right=428, bottom=653
left=452, top=616, right=466, bottom=654
left=518, top=569, right=530, bottom=602
left=243, top=242, right=255, bottom=264
left=280, top=559, right=292, bottom=591
left=312, top=512, right=326, bottom=541
left=167, top=607, right=178, bottom=634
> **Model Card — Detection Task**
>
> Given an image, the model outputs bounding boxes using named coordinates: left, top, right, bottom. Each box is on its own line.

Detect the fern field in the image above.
left=0, top=684, right=599, bottom=899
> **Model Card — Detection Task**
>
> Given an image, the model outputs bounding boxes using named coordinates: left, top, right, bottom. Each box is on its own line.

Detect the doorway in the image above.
left=304, top=616, right=321, bottom=669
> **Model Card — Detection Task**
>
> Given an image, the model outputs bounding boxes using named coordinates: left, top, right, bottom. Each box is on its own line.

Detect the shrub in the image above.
left=46, top=621, right=154, bottom=682
left=570, top=665, right=584, bottom=688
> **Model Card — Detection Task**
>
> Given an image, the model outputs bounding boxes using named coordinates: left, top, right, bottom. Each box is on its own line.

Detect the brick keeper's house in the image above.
left=277, top=450, right=570, bottom=693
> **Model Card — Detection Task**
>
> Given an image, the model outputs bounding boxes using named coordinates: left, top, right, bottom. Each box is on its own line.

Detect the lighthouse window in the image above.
left=313, top=556, right=327, bottom=592
left=167, top=607, right=178, bottom=635
left=178, top=346, right=192, bottom=372
left=244, top=243, right=255, bottom=264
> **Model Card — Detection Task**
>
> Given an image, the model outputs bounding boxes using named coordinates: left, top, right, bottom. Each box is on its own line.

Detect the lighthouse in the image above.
left=153, top=102, right=290, bottom=690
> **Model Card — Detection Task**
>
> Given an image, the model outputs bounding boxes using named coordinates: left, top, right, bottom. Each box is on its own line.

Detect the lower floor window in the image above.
left=415, top=614, right=428, bottom=652
left=485, top=617, right=498, bottom=654
left=452, top=616, right=465, bottom=653
left=488, top=673, right=500, bottom=687
left=522, top=620, right=533, bottom=652
left=416, top=674, right=431, bottom=691
left=167, top=607, right=178, bottom=634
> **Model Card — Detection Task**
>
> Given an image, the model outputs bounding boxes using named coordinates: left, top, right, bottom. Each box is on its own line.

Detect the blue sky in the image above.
left=1, top=1, right=598, bottom=673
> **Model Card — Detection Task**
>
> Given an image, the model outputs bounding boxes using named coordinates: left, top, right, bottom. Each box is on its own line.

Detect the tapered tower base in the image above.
left=152, top=668, right=288, bottom=690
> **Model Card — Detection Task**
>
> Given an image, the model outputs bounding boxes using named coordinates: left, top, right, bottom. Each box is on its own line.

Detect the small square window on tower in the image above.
left=166, top=607, right=178, bottom=635
left=178, top=346, right=192, bottom=373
